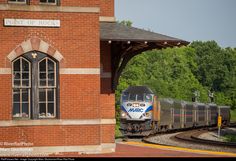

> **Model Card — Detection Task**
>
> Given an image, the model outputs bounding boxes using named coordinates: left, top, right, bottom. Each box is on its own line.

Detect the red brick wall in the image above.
left=101, top=125, right=115, bottom=143
left=0, top=125, right=100, bottom=147
left=0, top=0, right=115, bottom=149
left=0, top=75, right=11, bottom=121
left=60, top=75, right=100, bottom=119
left=61, top=0, right=99, bottom=7
left=0, top=11, right=100, bottom=68
left=0, top=0, right=115, bottom=17
left=0, top=11, right=101, bottom=117
left=100, top=0, right=114, bottom=17
left=100, top=94, right=115, bottom=119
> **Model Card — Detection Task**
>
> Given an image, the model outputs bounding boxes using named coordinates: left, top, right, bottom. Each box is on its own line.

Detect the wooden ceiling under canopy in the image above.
left=100, top=22, right=190, bottom=91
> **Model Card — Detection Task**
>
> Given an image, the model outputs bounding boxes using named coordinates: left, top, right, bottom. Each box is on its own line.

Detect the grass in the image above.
left=115, top=123, right=122, bottom=138
left=230, top=110, right=236, bottom=122
left=223, top=135, right=236, bottom=143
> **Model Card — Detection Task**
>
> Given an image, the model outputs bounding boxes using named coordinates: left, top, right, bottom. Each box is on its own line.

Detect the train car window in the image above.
left=129, top=94, right=136, bottom=101
left=145, top=94, right=152, bottom=102
left=136, top=94, right=144, bottom=101
left=122, top=93, right=129, bottom=102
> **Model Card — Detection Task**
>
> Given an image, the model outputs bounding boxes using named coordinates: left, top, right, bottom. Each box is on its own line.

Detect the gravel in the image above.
left=145, top=129, right=236, bottom=153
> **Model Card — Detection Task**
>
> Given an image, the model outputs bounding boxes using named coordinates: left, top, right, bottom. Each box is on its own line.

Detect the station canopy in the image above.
left=100, top=22, right=189, bottom=45
left=100, top=22, right=190, bottom=90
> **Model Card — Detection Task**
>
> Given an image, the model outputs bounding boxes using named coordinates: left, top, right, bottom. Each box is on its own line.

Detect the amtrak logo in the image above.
left=128, top=108, right=144, bottom=113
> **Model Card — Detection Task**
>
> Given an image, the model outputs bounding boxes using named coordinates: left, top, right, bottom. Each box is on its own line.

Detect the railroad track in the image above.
left=172, top=129, right=236, bottom=148
left=124, top=124, right=236, bottom=149
left=229, top=122, right=236, bottom=127
left=142, top=127, right=236, bottom=153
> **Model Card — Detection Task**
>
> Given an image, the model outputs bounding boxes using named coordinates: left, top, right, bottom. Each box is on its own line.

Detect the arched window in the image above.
left=38, top=57, right=57, bottom=118
left=12, top=57, right=31, bottom=118
left=12, top=52, right=58, bottom=119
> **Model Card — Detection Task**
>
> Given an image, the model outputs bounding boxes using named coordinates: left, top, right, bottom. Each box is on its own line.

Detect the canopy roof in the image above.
left=100, top=22, right=190, bottom=91
left=100, top=22, right=189, bottom=45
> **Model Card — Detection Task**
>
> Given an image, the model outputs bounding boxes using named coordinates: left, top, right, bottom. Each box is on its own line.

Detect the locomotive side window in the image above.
left=145, top=94, right=153, bottom=102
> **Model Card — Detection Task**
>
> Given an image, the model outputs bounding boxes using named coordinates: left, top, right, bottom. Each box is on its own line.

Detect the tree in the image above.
left=119, top=20, right=133, bottom=27
left=116, top=40, right=236, bottom=111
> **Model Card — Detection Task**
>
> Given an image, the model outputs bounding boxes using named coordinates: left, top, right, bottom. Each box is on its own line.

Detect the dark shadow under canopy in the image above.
left=100, top=22, right=190, bottom=91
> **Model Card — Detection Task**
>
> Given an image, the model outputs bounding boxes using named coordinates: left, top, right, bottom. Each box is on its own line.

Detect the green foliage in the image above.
left=116, top=46, right=209, bottom=103
left=115, top=41, right=236, bottom=114
left=223, top=134, right=236, bottom=142
left=118, top=20, right=133, bottom=27
left=230, top=110, right=236, bottom=122
left=115, top=123, right=122, bottom=138
left=190, top=41, right=236, bottom=109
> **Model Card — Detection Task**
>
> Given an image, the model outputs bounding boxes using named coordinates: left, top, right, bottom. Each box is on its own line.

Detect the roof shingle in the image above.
left=100, top=22, right=189, bottom=45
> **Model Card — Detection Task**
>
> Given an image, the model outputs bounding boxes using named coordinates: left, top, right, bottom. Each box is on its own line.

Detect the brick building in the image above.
left=0, top=0, right=188, bottom=155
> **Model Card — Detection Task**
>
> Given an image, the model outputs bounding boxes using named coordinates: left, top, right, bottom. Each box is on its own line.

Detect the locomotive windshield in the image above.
left=129, top=94, right=137, bottom=101
left=137, top=94, right=144, bottom=101
left=122, top=93, right=153, bottom=102
left=122, top=92, right=129, bottom=102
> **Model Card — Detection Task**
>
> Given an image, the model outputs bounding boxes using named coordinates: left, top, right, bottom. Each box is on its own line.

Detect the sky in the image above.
left=115, top=0, right=236, bottom=48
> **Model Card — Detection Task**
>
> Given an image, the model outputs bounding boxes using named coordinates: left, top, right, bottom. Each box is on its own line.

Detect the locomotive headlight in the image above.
left=133, top=103, right=139, bottom=107
left=121, top=111, right=127, bottom=118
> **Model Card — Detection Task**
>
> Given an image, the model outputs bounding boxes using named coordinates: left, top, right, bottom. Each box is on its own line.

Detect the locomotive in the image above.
left=119, top=86, right=231, bottom=136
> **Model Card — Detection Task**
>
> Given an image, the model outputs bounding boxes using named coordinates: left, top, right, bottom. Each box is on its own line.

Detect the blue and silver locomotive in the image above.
left=119, top=86, right=231, bottom=137
left=120, top=86, right=155, bottom=136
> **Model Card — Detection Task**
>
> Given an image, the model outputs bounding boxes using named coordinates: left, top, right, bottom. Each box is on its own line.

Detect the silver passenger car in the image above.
left=184, top=102, right=195, bottom=128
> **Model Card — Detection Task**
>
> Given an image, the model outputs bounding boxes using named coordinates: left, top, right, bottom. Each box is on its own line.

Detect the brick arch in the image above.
left=7, top=38, right=64, bottom=62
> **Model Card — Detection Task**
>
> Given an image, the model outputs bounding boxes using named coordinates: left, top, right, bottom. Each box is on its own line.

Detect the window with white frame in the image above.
left=12, top=57, right=31, bottom=118
left=40, top=0, right=57, bottom=5
left=38, top=57, right=57, bottom=118
left=12, top=52, right=58, bottom=119
left=8, top=0, right=26, bottom=3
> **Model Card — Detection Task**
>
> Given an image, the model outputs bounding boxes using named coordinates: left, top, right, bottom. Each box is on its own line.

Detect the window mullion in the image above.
left=46, top=58, right=48, bottom=87
left=28, top=88, right=30, bottom=118
left=54, top=61, right=56, bottom=88
left=46, top=58, right=48, bottom=116
left=54, top=88, right=56, bottom=117
left=20, top=58, right=22, bottom=87
left=46, top=88, right=48, bottom=116
left=29, top=61, right=31, bottom=88
left=20, top=88, right=22, bottom=116
left=20, top=58, right=22, bottom=117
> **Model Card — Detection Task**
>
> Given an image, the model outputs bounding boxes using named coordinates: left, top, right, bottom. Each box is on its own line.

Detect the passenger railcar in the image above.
left=119, top=86, right=231, bottom=137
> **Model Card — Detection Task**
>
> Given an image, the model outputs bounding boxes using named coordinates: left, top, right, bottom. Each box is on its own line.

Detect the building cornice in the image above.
left=99, top=16, right=116, bottom=22
left=0, top=119, right=116, bottom=127
left=0, top=4, right=100, bottom=13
